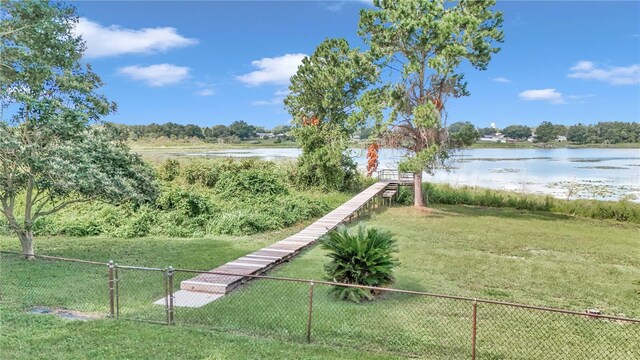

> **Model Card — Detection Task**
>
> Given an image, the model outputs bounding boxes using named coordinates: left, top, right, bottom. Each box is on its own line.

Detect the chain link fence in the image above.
left=1, top=250, right=639, bottom=359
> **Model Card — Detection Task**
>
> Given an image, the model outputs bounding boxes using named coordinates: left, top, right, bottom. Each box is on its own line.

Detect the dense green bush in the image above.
left=322, top=226, right=399, bottom=303
left=158, top=159, right=181, bottom=181
left=0, top=158, right=339, bottom=239
left=215, top=168, right=289, bottom=199
left=397, top=183, right=640, bottom=223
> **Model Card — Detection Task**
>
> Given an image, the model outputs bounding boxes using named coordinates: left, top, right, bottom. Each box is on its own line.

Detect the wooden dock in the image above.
left=180, top=181, right=398, bottom=295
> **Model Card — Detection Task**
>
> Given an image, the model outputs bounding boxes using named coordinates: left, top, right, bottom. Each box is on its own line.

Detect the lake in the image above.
left=183, top=147, right=640, bottom=202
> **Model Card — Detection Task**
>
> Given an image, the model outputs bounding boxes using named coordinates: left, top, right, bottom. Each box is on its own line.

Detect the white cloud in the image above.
left=74, top=18, right=197, bottom=58
left=195, top=88, right=215, bottom=96
left=518, top=89, right=565, bottom=104
left=236, top=54, right=307, bottom=86
left=492, top=77, right=511, bottom=83
left=274, top=89, right=291, bottom=97
left=252, top=89, right=290, bottom=106
left=324, top=0, right=372, bottom=11
left=194, top=82, right=215, bottom=96
left=325, top=2, right=344, bottom=11
left=252, top=99, right=281, bottom=106
left=566, top=94, right=595, bottom=100
left=567, top=61, right=640, bottom=85
left=118, top=64, right=190, bottom=87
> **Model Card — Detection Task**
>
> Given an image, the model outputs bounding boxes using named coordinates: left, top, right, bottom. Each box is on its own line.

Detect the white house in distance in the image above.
left=479, top=133, right=506, bottom=142
left=256, top=132, right=275, bottom=139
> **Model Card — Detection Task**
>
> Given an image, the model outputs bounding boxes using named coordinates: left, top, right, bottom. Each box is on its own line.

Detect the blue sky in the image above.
left=72, top=1, right=640, bottom=129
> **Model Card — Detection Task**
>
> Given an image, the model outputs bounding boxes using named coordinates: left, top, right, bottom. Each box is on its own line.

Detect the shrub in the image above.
left=322, top=226, right=399, bottom=303
left=158, top=159, right=181, bottom=181
left=215, top=168, right=288, bottom=199
left=156, top=187, right=217, bottom=217
left=182, top=161, right=219, bottom=187
left=112, top=206, right=156, bottom=238
left=210, top=209, right=279, bottom=235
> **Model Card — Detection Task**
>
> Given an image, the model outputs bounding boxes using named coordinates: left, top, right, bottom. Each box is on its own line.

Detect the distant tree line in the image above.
left=111, top=119, right=637, bottom=145
left=111, top=121, right=293, bottom=142
left=447, top=121, right=640, bottom=144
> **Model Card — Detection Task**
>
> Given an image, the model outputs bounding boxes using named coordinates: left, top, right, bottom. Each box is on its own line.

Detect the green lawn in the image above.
left=1, top=205, right=639, bottom=359
left=0, top=307, right=397, bottom=360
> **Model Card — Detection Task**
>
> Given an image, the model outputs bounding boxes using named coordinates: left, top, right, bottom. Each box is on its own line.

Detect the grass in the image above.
left=131, top=140, right=640, bottom=164
left=0, top=307, right=397, bottom=360
left=1, top=205, right=639, bottom=358
left=129, top=139, right=298, bottom=164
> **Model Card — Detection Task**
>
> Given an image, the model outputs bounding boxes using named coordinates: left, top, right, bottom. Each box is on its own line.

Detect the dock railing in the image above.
left=376, top=169, right=414, bottom=182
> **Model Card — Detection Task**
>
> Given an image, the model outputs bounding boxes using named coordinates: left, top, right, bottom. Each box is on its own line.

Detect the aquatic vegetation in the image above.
left=489, top=168, right=522, bottom=173
left=577, top=166, right=629, bottom=170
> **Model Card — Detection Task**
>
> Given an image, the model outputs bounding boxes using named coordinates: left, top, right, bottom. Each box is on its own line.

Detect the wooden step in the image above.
left=382, top=190, right=397, bottom=198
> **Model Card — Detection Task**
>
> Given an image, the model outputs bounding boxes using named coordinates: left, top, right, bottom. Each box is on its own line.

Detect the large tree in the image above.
left=359, top=0, right=503, bottom=207
left=228, top=120, right=256, bottom=139
left=448, top=121, right=480, bottom=146
left=0, top=1, right=157, bottom=257
left=534, top=121, right=555, bottom=144
left=285, top=38, right=377, bottom=191
left=502, top=125, right=532, bottom=140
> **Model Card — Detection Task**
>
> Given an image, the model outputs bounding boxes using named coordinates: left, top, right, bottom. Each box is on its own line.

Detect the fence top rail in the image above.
left=172, top=267, right=640, bottom=323
left=0, top=250, right=107, bottom=266
left=3, top=250, right=639, bottom=324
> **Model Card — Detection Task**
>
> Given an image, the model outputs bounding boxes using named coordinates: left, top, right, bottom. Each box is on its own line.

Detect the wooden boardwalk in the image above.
left=180, top=181, right=396, bottom=295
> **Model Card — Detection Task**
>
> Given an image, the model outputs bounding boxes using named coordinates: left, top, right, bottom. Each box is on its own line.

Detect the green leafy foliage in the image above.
left=285, top=38, right=377, bottom=192
left=0, top=158, right=336, bottom=238
left=215, top=169, right=288, bottom=199
left=158, top=159, right=181, bottom=181
left=358, top=0, right=504, bottom=206
left=396, top=184, right=640, bottom=223
left=502, top=125, right=532, bottom=140
left=0, top=1, right=157, bottom=253
left=322, top=226, right=399, bottom=302
left=448, top=121, right=481, bottom=146
left=535, top=121, right=555, bottom=143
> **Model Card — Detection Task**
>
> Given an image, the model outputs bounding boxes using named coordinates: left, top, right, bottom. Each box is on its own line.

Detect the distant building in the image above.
left=256, top=132, right=275, bottom=139
left=556, top=135, right=567, bottom=142
left=479, top=133, right=506, bottom=143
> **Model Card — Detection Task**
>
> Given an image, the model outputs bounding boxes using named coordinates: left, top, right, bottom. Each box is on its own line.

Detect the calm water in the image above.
left=184, top=147, right=640, bottom=202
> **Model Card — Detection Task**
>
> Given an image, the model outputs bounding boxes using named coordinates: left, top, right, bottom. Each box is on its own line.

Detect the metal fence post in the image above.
left=306, top=282, right=315, bottom=343
left=167, top=266, right=175, bottom=325
left=115, top=263, right=120, bottom=319
left=471, top=299, right=477, bottom=360
left=108, top=260, right=115, bottom=318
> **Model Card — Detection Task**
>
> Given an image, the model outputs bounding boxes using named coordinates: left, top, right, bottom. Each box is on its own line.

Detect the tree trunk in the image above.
left=17, top=231, right=35, bottom=259
left=413, top=172, right=425, bottom=207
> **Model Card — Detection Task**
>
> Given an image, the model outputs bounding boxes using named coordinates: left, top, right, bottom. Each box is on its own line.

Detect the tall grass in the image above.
left=396, top=183, right=640, bottom=223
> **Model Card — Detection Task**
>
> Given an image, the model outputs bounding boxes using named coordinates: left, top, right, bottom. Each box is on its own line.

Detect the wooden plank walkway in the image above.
left=180, top=181, right=393, bottom=295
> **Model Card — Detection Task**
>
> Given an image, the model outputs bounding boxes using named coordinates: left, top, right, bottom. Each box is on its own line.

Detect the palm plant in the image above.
left=321, top=225, right=399, bottom=302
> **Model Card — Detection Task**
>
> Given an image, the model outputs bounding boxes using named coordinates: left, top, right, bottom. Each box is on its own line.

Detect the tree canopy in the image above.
left=359, top=0, right=504, bottom=206
left=448, top=121, right=480, bottom=146
left=534, top=121, right=555, bottom=143
left=0, top=1, right=157, bottom=256
left=285, top=38, right=377, bottom=191
left=502, top=125, right=532, bottom=140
